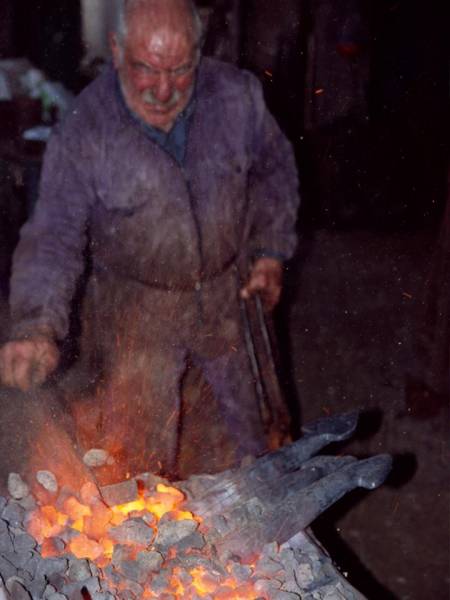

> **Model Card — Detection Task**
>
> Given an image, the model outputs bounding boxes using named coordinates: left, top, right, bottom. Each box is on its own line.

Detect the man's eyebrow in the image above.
left=131, top=59, right=153, bottom=68
left=171, top=60, right=193, bottom=71
left=129, top=57, right=195, bottom=72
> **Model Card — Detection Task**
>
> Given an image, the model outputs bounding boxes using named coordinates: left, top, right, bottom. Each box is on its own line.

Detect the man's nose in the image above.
left=154, top=73, right=173, bottom=104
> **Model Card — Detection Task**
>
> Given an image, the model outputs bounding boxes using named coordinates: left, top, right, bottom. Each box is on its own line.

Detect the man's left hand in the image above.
left=240, top=258, right=283, bottom=311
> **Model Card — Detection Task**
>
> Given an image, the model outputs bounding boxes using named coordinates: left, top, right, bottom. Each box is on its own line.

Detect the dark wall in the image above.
left=242, top=0, right=306, bottom=143
left=370, top=0, right=449, bottom=226
left=12, top=0, right=83, bottom=91
left=0, top=0, right=14, bottom=58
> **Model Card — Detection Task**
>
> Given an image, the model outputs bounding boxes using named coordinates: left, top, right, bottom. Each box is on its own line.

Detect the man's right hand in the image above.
left=0, top=337, right=60, bottom=392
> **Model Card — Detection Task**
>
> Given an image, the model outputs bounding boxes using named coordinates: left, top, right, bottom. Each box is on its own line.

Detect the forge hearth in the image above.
left=0, top=412, right=391, bottom=599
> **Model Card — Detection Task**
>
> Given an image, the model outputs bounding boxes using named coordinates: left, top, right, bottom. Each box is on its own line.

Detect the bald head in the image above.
left=111, top=0, right=202, bottom=131
left=116, top=0, right=203, bottom=49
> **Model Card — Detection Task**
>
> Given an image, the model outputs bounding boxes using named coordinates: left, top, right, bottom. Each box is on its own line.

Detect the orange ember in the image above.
left=27, top=482, right=259, bottom=599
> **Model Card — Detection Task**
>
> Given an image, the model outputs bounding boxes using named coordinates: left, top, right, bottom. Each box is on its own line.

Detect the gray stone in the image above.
left=217, top=550, right=242, bottom=564
left=261, top=542, right=280, bottom=560
left=271, top=592, right=301, bottom=600
left=46, top=594, right=67, bottom=600
left=82, top=577, right=104, bottom=594
left=174, top=531, right=206, bottom=552
left=136, top=550, right=164, bottom=574
left=109, top=518, right=154, bottom=547
left=173, top=554, right=227, bottom=577
left=281, top=573, right=304, bottom=596
left=148, top=571, right=170, bottom=594
left=13, top=534, right=37, bottom=554
left=86, top=561, right=99, bottom=578
left=67, top=558, right=91, bottom=582
left=18, top=496, right=38, bottom=512
left=278, top=548, right=298, bottom=570
left=229, top=562, right=253, bottom=583
left=36, top=557, right=68, bottom=579
left=61, top=577, right=101, bottom=598
left=255, top=556, right=284, bottom=578
left=210, top=515, right=230, bottom=536
left=0, top=554, right=16, bottom=581
left=7, top=474, right=29, bottom=501
left=114, top=560, right=146, bottom=585
left=46, top=573, right=66, bottom=593
left=23, top=553, right=40, bottom=577
left=16, top=568, right=33, bottom=584
left=254, top=579, right=282, bottom=595
left=113, top=546, right=164, bottom=584
left=36, top=472, right=58, bottom=494
left=100, top=480, right=138, bottom=507
left=26, top=574, right=48, bottom=600
left=6, top=578, right=31, bottom=599
left=295, top=562, right=315, bottom=589
left=2, top=502, right=25, bottom=528
left=311, top=584, right=348, bottom=600
left=2, top=552, right=33, bottom=570
left=154, top=519, right=197, bottom=550
left=117, top=550, right=165, bottom=584
left=83, top=449, right=112, bottom=469
left=0, top=526, right=13, bottom=554
left=111, top=544, right=131, bottom=566
left=42, top=583, right=57, bottom=598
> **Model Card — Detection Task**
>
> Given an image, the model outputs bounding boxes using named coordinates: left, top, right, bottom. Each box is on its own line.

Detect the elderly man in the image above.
left=0, top=0, right=299, bottom=480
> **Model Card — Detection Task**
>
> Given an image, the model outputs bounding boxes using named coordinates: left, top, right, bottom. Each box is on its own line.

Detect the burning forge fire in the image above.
left=26, top=481, right=259, bottom=599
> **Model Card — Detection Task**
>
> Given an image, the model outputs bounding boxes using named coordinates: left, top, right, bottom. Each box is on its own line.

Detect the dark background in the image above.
left=2, top=0, right=448, bottom=228
left=0, top=1, right=448, bottom=598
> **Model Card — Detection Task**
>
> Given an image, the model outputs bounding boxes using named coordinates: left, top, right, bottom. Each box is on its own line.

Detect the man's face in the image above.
left=112, top=21, right=198, bottom=132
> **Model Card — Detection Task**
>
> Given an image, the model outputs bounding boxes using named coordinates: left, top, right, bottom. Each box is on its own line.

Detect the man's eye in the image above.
left=133, top=64, right=157, bottom=75
left=173, top=65, right=192, bottom=76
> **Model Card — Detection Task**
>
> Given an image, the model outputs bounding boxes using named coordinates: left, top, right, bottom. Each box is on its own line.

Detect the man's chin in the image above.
left=141, top=106, right=176, bottom=130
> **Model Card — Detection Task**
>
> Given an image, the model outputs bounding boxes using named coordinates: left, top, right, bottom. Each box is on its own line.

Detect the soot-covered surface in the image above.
left=284, top=229, right=449, bottom=600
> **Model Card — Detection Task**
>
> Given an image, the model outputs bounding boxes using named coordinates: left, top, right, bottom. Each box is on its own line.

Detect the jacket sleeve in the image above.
left=245, top=72, right=300, bottom=262
left=9, top=125, right=93, bottom=342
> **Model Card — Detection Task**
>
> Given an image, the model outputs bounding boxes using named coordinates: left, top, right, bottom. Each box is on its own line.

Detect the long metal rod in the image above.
left=254, top=294, right=277, bottom=371
left=239, top=296, right=272, bottom=431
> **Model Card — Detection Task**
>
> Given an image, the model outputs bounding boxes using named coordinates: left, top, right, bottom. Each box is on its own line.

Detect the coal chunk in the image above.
left=109, top=518, right=154, bottom=547
left=100, top=480, right=138, bottom=507
left=154, top=519, right=198, bottom=550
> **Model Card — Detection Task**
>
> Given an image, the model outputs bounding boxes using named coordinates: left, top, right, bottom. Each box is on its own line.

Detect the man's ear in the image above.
left=110, top=33, right=123, bottom=68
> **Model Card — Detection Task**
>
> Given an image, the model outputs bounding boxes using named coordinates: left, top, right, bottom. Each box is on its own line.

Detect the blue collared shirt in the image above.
left=116, top=75, right=195, bottom=165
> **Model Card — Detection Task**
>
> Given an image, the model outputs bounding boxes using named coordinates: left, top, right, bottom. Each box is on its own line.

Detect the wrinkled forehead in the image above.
left=126, top=24, right=196, bottom=63
left=124, top=3, right=198, bottom=57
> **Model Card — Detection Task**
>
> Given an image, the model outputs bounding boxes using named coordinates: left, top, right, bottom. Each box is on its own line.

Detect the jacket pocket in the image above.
left=97, top=179, right=153, bottom=214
